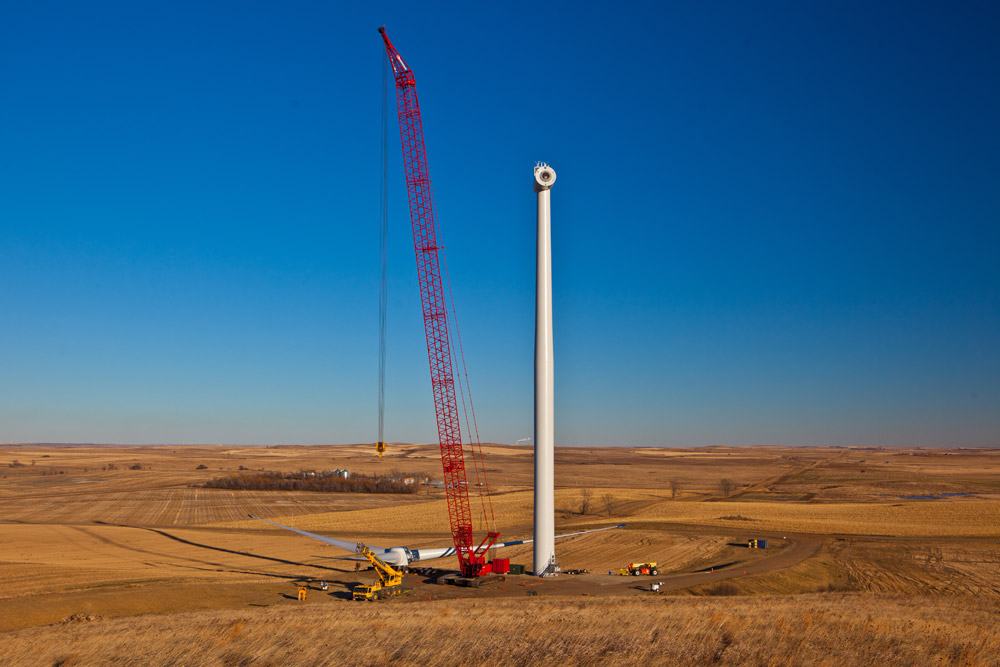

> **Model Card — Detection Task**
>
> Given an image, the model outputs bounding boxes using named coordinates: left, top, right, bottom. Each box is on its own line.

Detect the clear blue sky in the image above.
left=1, top=1, right=997, bottom=447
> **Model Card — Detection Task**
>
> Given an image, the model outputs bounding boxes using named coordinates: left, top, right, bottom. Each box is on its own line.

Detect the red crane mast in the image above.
left=379, top=27, right=497, bottom=577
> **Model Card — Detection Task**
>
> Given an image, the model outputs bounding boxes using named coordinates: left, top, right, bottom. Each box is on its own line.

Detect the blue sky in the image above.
left=1, top=1, right=997, bottom=446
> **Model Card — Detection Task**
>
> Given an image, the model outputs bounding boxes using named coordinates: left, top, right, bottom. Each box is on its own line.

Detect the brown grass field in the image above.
left=5, top=595, right=1000, bottom=666
left=1, top=443, right=998, bottom=665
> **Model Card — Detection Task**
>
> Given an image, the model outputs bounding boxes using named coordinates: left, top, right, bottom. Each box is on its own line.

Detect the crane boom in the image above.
left=356, top=542, right=403, bottom=583
left=378, top=27, right=497, bottom=577
left=353, top=542, right=405, bottom=600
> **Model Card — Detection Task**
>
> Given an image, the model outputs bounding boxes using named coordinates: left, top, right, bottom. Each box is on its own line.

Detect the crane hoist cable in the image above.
left=442, top=252, right=496, bottom=532
left=376, top=46, right=389, bottom=460
left=430, top=192, right=495, bottom=534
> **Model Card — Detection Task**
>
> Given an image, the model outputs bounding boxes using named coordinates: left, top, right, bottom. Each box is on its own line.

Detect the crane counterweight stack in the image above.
left=379, top=27, right=498, bottom=577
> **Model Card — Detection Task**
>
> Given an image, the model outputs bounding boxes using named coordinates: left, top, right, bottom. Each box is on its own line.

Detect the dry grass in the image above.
left=632, top=496, right=1000, bottom=538
left=216, top=488, right=1000, bottom=539
left=684, top=537, right=1000, bottom=600
left=0, top=523, right=338, bottom=601
left=827, top=539, right=1000, bottom=596
left=0, top=487, right=421, bottom=526
left=691, top=542, right=842, bottom=596
left=2, top=595, right=998, bottom=666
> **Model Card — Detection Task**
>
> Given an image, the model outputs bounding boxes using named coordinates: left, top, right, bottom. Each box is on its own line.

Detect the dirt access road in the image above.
left=403, top=530, right=823, bottom=601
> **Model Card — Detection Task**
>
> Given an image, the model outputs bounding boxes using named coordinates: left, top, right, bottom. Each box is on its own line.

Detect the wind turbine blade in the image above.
left=488, top=523, right=626, bottom=551
left=251, top=515, right=624, bottom=565
left=248, top=514, right=385, bottom=554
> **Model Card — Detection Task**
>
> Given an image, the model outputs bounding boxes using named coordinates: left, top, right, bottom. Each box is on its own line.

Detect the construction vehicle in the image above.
left=352, top=542, right=407, bottom=601
left=378, top=27, right=499, bottom=577
left=616, top=562, right=659, bottom=576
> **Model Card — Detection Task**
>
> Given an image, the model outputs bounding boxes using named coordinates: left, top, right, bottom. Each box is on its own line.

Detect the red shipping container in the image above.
left=492, top=557, right=510, bottom=574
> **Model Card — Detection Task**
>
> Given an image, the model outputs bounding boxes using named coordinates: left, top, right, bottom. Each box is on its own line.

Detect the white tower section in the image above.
left=533, top=163, right=557, bottom=576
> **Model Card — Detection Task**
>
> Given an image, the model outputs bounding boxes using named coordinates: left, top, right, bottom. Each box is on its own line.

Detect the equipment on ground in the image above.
left=352, top=542, right=407, bottom=601
left=436, top=572, right=506, bottom=588
left=378, top=27, right=498, bottom=577
left=616, top=562, right=659, bottom=576
left=748, top=539, right=768, bottom=549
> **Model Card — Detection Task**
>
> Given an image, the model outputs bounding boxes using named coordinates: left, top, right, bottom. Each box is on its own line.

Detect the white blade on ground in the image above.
left=250, top=514, right=625, bottom=564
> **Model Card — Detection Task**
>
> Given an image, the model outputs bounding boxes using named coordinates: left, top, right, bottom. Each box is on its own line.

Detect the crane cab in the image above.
left=352, top=582, right=404, bottom=601
left=353, top=584, right=377, bottom=601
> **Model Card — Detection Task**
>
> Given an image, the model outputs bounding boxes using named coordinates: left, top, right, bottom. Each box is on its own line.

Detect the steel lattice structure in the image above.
left=379, top=27, right=497, bottom=577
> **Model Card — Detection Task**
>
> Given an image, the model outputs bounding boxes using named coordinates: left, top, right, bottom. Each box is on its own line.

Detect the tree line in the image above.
left=199, top=471, right=420, bottom=494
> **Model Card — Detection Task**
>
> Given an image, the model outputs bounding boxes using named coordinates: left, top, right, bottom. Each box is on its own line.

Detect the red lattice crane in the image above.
left=379, top=27, right=498, bottom=577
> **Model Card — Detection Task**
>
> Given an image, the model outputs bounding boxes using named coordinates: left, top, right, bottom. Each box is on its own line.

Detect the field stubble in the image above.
left=217, top=488, right=1000, bottom=539
left=3, top=595, right=998, bottom=667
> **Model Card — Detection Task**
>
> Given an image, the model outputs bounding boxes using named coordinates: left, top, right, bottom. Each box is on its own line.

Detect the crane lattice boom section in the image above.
left=379, top=27, right=492, bottom=576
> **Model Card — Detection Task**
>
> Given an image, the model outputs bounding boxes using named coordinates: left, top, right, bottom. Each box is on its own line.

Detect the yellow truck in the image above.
left=616, top=562, right=659, bottom=576
left=352, top=542, right=407, bottom=601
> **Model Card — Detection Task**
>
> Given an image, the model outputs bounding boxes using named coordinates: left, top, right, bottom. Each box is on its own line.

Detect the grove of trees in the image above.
left=200, top=470, right=419, bottom=494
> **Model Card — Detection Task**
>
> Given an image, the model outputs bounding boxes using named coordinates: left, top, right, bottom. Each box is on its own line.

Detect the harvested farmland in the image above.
left=219, top=488, right=1000, bottom=539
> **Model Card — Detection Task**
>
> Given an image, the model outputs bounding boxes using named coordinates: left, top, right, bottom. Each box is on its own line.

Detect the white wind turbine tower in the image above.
left=533, top=162, right=557, bottom=576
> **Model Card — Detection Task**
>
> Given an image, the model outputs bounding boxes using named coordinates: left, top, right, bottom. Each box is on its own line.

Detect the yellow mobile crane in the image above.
left=352, top=542, right=407, bottom=600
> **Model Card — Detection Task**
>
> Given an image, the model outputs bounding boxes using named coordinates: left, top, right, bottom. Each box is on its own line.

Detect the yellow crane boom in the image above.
left=353, top=542, right=406, bottom=600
